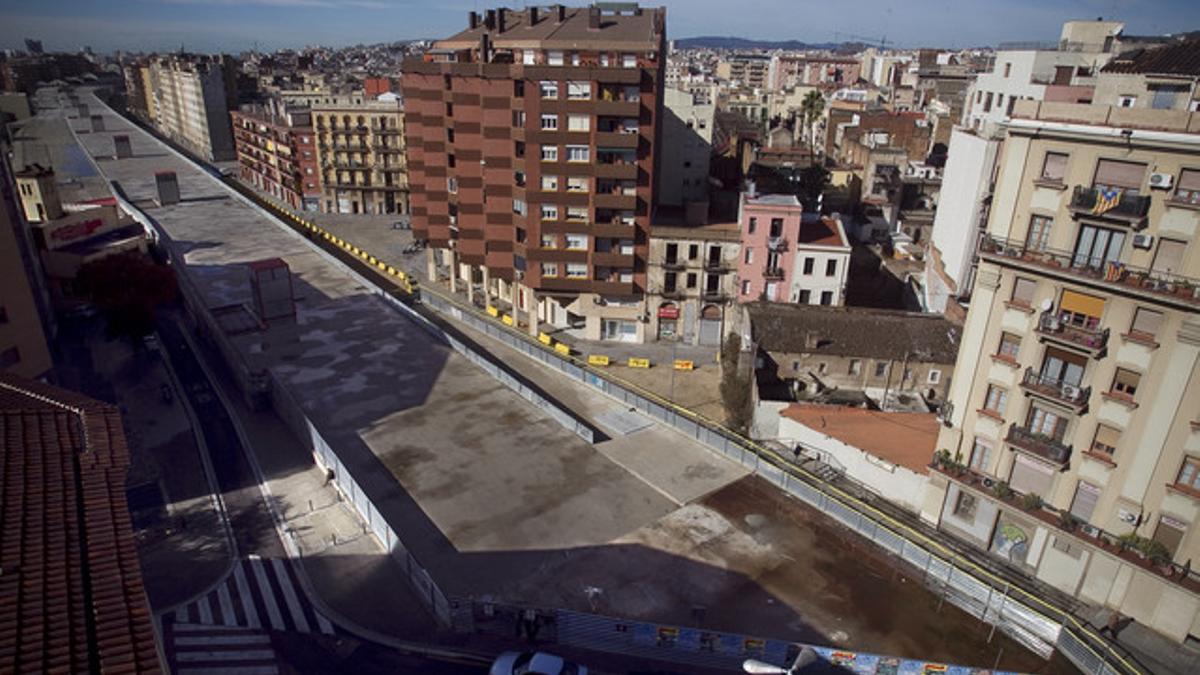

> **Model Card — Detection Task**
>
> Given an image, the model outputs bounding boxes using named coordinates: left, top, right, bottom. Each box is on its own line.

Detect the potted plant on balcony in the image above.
left=993, top=480, right=1014, bottom=501
left=1058, top=510, right=1080, bottom=532
left=1021, top=493, right=1044, bottom=511
left=1175, top=280, right=1194, bottom=299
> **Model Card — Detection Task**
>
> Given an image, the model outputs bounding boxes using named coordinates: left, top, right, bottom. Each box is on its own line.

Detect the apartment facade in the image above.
left=928, top=98, right=1200, bottom=642
left=148, top=54, right=237, bottom=162
left=311, top=99, right=408, bottom=215
left=735, top=192, right=851, bottom=306
left=716, top=53, right=771, bottom=90
left=403, top=5, right=667, bottom=342
left=646, top=223, right=739, bottom=345
left=231, top=104, right=321, bottom=211
left=659, top=87, right=714, bottom=217
left=0, top=155, right=52, bottom=380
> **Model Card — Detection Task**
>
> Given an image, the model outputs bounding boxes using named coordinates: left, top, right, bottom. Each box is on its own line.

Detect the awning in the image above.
left=1060, top=289, right=1104, bottom=318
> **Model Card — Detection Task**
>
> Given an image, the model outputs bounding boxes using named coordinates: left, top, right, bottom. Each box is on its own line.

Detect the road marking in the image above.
left=175, top=635, right=271, bottom=646
left=232, top=562, right=262, bottom=629
left=176, top=649, right=276, bottom=662
left=216, top=583, right=237, bottom=626
left=315, top=611, right=334, bottom=636
left=197, top=595, right=213, bottom=624
left=249, top=556, right=286, bottom=631
left=171, top=623, right=253, bottom=633
left=271, top=558, right=311, bottom=633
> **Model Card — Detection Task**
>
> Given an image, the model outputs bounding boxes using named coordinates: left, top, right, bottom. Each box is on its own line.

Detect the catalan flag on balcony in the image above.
left=1092, top=187, right=1122, bottom=215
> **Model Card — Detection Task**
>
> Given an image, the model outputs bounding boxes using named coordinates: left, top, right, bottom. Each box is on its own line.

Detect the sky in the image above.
left=0, top=0, right=1196, bottom=54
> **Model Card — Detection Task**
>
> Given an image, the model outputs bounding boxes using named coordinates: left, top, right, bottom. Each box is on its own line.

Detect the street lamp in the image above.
left=743, top=647, right=817, bottom=674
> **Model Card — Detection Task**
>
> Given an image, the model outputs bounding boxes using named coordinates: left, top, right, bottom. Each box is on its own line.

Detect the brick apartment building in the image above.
left=403, top=4, right=667, bottom=342
left=231, top=103, right=321, bottom=210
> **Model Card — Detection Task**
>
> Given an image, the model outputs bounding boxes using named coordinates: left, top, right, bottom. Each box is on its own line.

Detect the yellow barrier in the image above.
left=554, top=343, right=570, bottom=356
left=501, top=314, right=514, bottom=326
left=587, top=354, right=610, bottom=366
left=537, top=333, right=552, bottom=346
left=628, top=357, right=650, bottom=369
left=486, top=305, right=499, bottom=317
left=673, top=359, right=694, bottom=370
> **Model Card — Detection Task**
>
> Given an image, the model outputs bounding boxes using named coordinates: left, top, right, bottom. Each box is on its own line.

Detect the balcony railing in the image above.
left=702, top=288, right=729, bottom=301
left=662, top=259, right=685, bottom=270
left=978, top=235, right=1200, bottom=306
left=763, top=267, right=786, bottom=280
left=767, top=236, right=789, bottom=251
left=704, top=259, right=730, bottom=272
left=1006, top=424, right=1072, bottom=466
left=1021, top=368, right=1090, bottom=410
left=1068, top=185, right=1151, bottom=224
left=1036, top=312, right=1109, bottom=355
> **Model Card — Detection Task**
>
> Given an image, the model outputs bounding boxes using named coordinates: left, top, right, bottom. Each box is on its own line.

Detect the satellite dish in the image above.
left=1040, top=298, right=1053, bottom=311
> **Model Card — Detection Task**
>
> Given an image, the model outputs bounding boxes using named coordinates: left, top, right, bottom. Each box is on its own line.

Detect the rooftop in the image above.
left=0, top=375, right=161, bottom=674
left=748, top=303, right=961, bottom=363
left=781, top=403, right=938, bottom=474
left=797, top=216, right=850, bottom=249
left=437, top=5, right=664, bottom=52
left=1102, top=38, right=1200, bottom=76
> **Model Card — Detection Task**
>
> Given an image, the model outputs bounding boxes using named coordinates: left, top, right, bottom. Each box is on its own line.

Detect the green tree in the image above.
left=798, top=89, right=826, bottom=162
left=720, top=333, right=754, bottom=433
left=76, top=251, right=179, bottom=345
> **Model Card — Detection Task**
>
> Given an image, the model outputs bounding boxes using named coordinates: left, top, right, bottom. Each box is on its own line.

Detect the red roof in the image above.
left=0, top=375, right=162, bottom=674
left=781, top=403, right=938, bottom=474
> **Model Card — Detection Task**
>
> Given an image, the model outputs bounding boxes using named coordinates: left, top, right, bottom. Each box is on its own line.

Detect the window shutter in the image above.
left=1009, top=454, right=1054, bottom=497
left=1093, top=159, right=1146, bottom=189
left=1059, top=289, right=1105, bottom=318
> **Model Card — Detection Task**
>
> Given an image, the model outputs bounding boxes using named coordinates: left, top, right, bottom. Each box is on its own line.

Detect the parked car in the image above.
left=489, top=651, right=588, bottom=675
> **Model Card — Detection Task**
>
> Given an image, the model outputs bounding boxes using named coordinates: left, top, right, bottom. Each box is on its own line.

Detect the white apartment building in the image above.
left=660, top=87, right=714, bottom=219
left=789, top=215, right=852, bottom=306
left=149, top=55, right=236, bottom=162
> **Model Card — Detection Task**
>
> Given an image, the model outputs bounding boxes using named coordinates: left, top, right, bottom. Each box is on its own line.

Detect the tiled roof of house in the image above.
left=780, top=403, right=937, bottom=474
left=0, top=375, right=161, bottom=674
left=1102, top=39, right=1200, bottom=76
left=748, top=303, right=960, bottom=363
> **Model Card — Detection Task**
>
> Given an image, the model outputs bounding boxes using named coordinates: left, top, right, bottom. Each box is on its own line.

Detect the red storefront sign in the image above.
left=658, top=305, right=679, bottom=319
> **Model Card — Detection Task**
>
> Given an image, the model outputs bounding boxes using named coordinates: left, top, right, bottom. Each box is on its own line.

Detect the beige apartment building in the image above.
left=148, top=55, right=237, bottom=162
left=0, top=159, right=52, bottom=380
left=928, top=92, right=1200, bottom=642
left=311, top=99, right=408, bottom=215
left=646, top=222, right=740, bottom=344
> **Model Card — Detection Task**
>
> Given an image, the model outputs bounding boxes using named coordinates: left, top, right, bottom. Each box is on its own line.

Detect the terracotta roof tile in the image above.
left=781, top=403, right=938, bottom=473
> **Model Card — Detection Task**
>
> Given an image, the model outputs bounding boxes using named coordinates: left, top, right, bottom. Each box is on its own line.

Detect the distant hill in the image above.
left=674, top=36, right=859, bottom=51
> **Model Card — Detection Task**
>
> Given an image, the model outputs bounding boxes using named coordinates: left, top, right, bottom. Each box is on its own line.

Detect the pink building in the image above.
left=736, top=191, right=851, bottom=305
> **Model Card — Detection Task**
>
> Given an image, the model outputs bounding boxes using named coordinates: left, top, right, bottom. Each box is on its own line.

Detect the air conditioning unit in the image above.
left=1149, top=172, right=1174, bottom=190
left=1132, top=233, right=1154, bottom=250
left=982, top=476, right=996, bottom=489
left=1061, top=384, right=1080, bottom=400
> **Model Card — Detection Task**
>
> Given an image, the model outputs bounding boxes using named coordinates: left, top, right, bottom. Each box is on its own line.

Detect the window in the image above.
left=541, top=205, right=558, bottom=220
left=1093, top=158, right=1146, bottom=194
left=622, top=54, right=637, bottom=68
left=446, top=128, right=455, bottom=143
left=748, top=217, right=757, bottom=234
left=802, top=257, right=814, bottom=275
left=1010, top=454, right=1054, bottom=498
left=769, top=218, right=784, bottom=237
left=686, top=273, right=697, bottom=289
left=1152, top=238, right=1187, bottom=276
left=1117, top=95, right=1136, bottom=108
left=1011, top=277, right=1036, bottom=307
left=1151, top=516, right=1186, bottom=560
left=512, top=198, right=527, bottom=215
left=1174, top=169, right=1200, bottom=204
left=928, top=370, right=942, bottom=384
left=565, top=233, right=588, bottom=250
left=541, top=145, right=559, bottom=162
left=1178, top=457, right=1200, bottom=491
left=1129, top=308, right=1163, bottom=340
left=547, top=50, right=564, bottom=66
left=848, top=359, right=862, bottom=375
left=447, top=177, right=458, bottom=193
left=540, top=114, right=559, bottom=130
left=565, top=206, right=588, bottom=222
left=1072, top=224, right=1126, bottom=272
left=953, top=492, right=978, bottom=519
left=572, top=52, right=581, bottom=66
left=874, top=362, right=888, bottom=377
left=567, top=81, right=591, bottom=100
left=565, top=263, right=588, bottom=278
left=1070, top=481, right=1100, bottom=522
left=1003, top=62, right=1011, bottom=77
left=541, top=234, right=557, bottom=249
left=688, top=244, right=699, bottom=260
left=798, top=290, right=811, bottom=303
left=744, top=248, right=754, bottom=264
left=969, top=438, right=993, bottom=472
left=1027, top=404, right=1068, bottom=442
left=567, top=115, right=590, bottom=132
left=1041, top=152, right=1068, bottom=183
left=542, top=175, right=559, bottom=191
left=817, top=362, right=828, bottom=375
left=1150, top=85, right=1187, bottom=110
left=523, top=50, right=536, bottom=65
left=997, top=332, right=1021, bottom=360
left=825, top=259, right=837, bottom=277
left=1111, top=368, right=1140, bottom=399
left=566, top=177, right=588, bottom=192
left=566, top=145, right=590, bottom=162
left=1025, top=214, right=1052, bottom=252
left=540, top=80, right=559, bottom=99
left=820, top=291, right=833, bottom=305
left=448, top=154, right=456, bottom=168
left=541, top=262, right=559, bottom=277
left=1091, top=424, right=1120, bottom=458
left=513, top=110, right=526, bottom=127
left=983, top=384, right=1007, bottom=415
left=515, top=141, right=525, bottom=157
left=741, top=279, right=751, bottom=295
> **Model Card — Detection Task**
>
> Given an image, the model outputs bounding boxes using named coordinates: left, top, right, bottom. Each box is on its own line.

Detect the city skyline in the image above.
left=1, top=0, right=1197, bottom=53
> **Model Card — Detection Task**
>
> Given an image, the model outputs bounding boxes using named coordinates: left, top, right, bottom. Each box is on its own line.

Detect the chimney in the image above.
left=90, top=114, right=105, bottom=132
left=484, top=9, right=496, bottom=30
left=556, top=5, right=566, bottom=22
left=155, top=171, right=180, bottom=206
left=588, top=6, right=601, bottom=30
left=479, top=33, right=491, bottom=62
left=468, top=10, right=478, bottom=29
left=497, top=7, right=507, bottom=32
left=527, top=6, right=538, bottom=26
left=113, top=134, right=132, bottom=159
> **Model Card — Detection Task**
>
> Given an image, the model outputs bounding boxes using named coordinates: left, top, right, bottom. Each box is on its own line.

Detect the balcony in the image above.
left=767, top=236, right=789, bottom=252
left=1006, top=424, right=1072, bottom=467
left=977, top=235, right=1200, bottom=307
left=704, top=259, right=730, bottom=272
left=1020, top=368, right=1090, bottom=412
left=595, top=131, right=639, bottom=149
left=662, top=259, right=685, bottom=271
left=702, top=288, right=729, bottom=302
left=1068, top=185, right=1151, bottom=226
left=763, top=267, right=786, bottom=280
left=595, top=162, right=638, bottom=180
left=593, top=251, right=635, bottom=267
left=594, top=192, right=637, bottom=209
left=1035, top=312, right=1109, bottom=356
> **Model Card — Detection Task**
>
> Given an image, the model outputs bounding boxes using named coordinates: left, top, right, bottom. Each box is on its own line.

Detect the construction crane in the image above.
left=833, top=31, right=891, bottom=50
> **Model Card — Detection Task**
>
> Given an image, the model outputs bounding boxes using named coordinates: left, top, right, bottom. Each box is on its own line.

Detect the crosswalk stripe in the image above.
left=172, top=623, right=254, bottom=632
left=232, top=562, right=262, bottom=629
left=270, top=558, right=311, bottom=633
left=315, top=611, right=334, bottom=636
left=175, top=635, right=271, bottom=646
left=250, top=556, right=286, bottom=630
left=176, top=649, right=276, bottom=662
left=217, top=583, right=237, bottom=626
left=197, top=595, right=214, bottom=624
